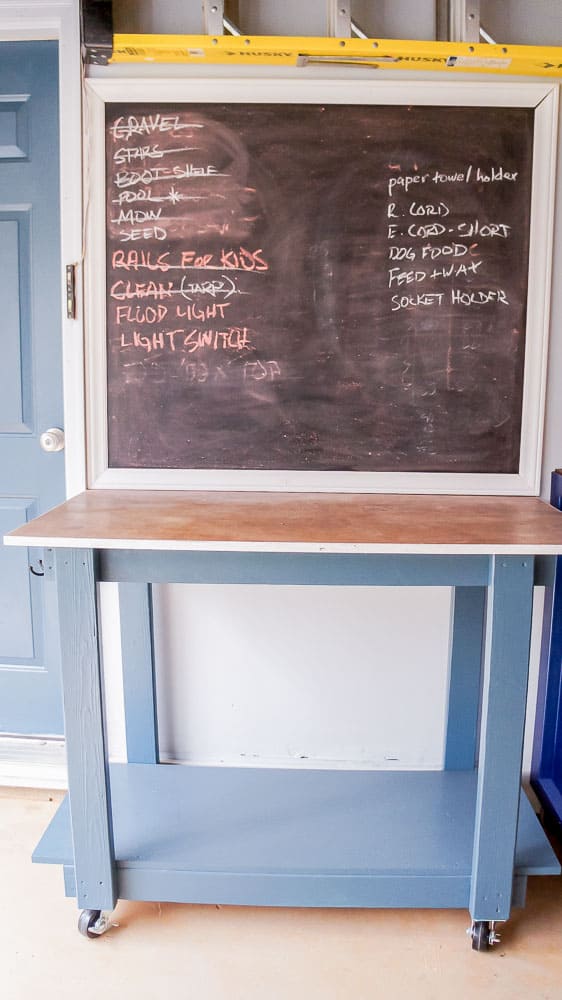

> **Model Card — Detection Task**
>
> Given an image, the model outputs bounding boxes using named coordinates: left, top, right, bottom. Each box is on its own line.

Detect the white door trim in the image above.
left=0, top=735, right=66, bottom=788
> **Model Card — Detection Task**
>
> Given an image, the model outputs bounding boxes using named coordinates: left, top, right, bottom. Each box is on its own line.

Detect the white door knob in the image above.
left=40, top=427, right=65, bottom=453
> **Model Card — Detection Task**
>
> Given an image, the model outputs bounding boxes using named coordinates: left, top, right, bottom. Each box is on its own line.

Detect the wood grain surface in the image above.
left=6, top=490, right=562, bottom=553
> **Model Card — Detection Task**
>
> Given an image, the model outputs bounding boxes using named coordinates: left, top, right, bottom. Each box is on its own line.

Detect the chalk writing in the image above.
left=119, top=326, right=252, bottom=354
left=109, top=115, right=204, bottom=140
left=384, top=157, right=520, bottom=317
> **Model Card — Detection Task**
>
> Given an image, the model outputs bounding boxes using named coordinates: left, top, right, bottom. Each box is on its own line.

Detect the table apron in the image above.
left=98, top=551, right=499, bottom=587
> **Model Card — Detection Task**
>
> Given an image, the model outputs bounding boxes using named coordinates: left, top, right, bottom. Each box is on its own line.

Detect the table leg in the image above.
left=469, top=555, right=534, bottom=923
left=119, top=582, right=159, bottom=764
left=445, top=586, right=486, bottom=770
left=55, top=548, right=117, bottom=911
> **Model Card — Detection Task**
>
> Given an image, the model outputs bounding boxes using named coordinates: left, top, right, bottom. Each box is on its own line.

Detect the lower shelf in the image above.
left=34, top=764, right=560, bottom=909
left=532, top=776, right=562, bottom=828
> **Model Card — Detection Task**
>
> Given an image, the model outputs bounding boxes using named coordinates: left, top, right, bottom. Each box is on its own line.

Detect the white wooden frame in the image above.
left=85, top=77, right=558, bottom=495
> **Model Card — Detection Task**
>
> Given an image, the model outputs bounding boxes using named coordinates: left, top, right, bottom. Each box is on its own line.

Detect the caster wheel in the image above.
left=78, top=909, right=102, bottom=938
left=471, top=921, right=490, bottom=952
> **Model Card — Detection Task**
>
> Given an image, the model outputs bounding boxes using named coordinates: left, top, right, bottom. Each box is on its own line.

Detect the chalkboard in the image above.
left=105, top=101, right=534, bottom=474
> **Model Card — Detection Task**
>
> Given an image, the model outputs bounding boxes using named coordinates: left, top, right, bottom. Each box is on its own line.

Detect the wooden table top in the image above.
left=6, top=490, right=562, bottom=554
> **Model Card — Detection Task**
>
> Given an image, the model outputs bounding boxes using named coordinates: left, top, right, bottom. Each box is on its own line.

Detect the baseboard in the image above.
left=0, top=736, right=67, bottom=789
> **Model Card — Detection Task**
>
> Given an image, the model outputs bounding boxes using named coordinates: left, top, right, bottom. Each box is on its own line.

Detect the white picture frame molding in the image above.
left=85, top=77, right=559, bottom=495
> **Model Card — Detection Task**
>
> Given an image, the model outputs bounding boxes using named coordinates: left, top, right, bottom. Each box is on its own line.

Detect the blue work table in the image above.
left=7, top=489, right=562, bottom=949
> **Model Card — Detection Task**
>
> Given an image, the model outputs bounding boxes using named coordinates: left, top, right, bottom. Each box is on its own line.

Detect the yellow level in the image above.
left=111, top=34, right=562, bottom=78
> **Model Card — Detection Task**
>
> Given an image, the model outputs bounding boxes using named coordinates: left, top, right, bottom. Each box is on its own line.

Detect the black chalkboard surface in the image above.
left=105, top=102, right=534, bottom=473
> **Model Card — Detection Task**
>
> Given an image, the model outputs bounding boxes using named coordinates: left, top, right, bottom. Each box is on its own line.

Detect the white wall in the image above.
left=153, top=585, right=452, bottom=767
left=480, top=0, right=562, bottom=47
left=111, top=0, right=560, bottom=45
left=97, top=0, right=562, bottom=771
left=112, top=0, right=437, bottom=40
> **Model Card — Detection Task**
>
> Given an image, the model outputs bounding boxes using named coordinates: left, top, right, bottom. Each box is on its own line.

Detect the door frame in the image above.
left=0, top=1, right=86, bottom=498
left=0, top=3, right=84, bottom=782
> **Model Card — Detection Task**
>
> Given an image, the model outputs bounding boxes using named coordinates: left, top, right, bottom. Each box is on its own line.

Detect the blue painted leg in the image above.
left=445, top=587, right=486, bottom=770
left=54, top=548, right=117, bottom=912
left=119, top=582, right=159, bottom=764
left=469, top=556, right=534, bottom=925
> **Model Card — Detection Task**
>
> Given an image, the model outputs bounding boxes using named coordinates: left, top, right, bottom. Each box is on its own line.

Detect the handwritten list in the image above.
left=386, top=163, right=517, bottom=313
left=107, top=110, right=278, bottom=392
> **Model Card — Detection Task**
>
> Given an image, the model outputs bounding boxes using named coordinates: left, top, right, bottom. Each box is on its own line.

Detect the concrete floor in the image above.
left=2, top=786, right=562, bottom=1000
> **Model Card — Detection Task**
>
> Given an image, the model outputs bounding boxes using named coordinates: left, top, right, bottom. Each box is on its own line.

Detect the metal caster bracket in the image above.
left=78, top=909, right=118, bottom=938
left=467, top=920, right=502, bottom=952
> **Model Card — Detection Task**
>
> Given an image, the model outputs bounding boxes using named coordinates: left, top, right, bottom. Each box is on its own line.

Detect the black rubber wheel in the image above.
left=78, top=909, right=102, bottom=938
left=471, top=921, right=490, bottom=952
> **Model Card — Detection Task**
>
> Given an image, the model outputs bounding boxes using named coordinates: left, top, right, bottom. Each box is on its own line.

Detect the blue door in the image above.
left=0, top=41, right=65, bottom=735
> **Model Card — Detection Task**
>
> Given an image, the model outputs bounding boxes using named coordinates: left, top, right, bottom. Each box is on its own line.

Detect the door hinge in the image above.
left=66, top=264, right=76, bottom=319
